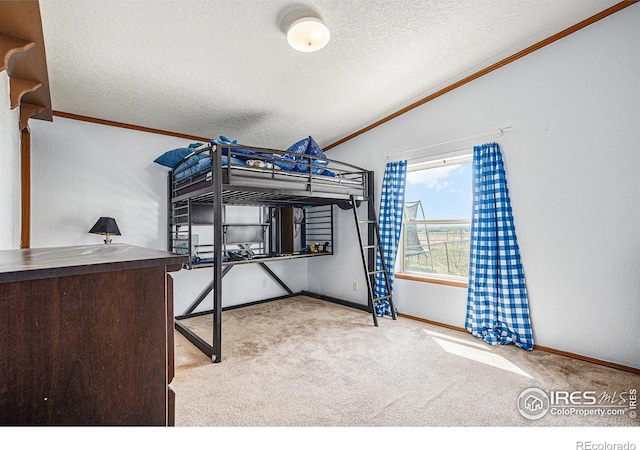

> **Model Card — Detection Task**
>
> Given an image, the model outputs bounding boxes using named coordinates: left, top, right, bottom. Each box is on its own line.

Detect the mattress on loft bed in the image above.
left=227, top=164, right=364, bottom=194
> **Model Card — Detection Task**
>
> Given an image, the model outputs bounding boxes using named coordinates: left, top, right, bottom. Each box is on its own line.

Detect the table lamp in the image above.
left=89, top=217, right=121, bottom=244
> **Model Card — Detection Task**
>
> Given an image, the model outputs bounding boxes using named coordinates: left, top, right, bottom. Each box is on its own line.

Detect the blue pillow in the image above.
left=154, top=148, right=194, bottom=168
left=174, top=153, right=208, bottom=179
left=286, top=138, right=309, bottom=156
left=294, top=157, right=329, bottom=174
left=305, top=136, right=325, bottom=158
left=286, top=136, right=325, bottom=156
left=286, top=136, right=328, bottom=173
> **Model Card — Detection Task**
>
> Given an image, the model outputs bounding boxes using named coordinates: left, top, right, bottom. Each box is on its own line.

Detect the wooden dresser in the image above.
left=0, top=244, right=187, bottom=425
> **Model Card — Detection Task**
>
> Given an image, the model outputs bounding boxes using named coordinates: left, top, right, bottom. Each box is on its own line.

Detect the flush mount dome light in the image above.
left=287, top=17, right=330, bottom=52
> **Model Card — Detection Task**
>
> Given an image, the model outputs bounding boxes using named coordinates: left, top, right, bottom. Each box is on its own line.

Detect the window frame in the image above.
left=398, top=151, right=473, bottom=288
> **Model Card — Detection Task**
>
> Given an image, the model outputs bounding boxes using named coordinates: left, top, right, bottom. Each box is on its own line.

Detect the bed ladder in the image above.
left=350, top=196, right=397, bottom=327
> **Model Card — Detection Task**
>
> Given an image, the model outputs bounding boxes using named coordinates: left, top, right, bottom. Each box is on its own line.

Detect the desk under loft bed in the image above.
left=164, top=141, right=390, bottom=363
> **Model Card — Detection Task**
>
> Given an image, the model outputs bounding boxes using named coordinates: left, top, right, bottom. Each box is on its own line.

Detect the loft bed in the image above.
left=168, top=141, right=368, bottom=208
left=158, top=138, right=377, bottom=363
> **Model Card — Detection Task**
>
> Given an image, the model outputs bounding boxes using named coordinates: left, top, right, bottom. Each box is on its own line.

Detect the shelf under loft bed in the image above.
left=170, top=203, right=335, bottom=269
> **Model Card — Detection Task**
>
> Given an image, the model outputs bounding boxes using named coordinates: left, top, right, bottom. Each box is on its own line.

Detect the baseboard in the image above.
left=398, top=313, right=640, bottom=376
left=532, top=345, right=640, bottom=375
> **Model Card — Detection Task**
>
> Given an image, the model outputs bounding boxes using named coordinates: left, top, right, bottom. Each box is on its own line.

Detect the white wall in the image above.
left=312, top=4, right=640, bottom=369
left=29, top=117, right=307, bottom=312
left=0, top=71, right=22, bottom=250
left=30, top=117, right=179, bottom=249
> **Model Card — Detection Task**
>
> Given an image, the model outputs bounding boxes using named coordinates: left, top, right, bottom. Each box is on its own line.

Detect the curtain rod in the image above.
left=386, top=126, right=512, bottom=160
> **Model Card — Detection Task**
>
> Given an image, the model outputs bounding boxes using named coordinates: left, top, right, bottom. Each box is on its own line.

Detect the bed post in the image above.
left=167, top=174, right=172, bottom=252
left=212, top=145, right=223, bottom=363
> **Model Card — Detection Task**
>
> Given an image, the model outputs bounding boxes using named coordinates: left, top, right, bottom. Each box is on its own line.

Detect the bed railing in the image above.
left=169, top=143, right=369, bottom=203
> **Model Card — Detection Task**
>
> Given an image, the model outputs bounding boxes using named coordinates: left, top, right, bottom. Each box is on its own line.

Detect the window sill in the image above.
left=395, top=272, right=468, bottom=288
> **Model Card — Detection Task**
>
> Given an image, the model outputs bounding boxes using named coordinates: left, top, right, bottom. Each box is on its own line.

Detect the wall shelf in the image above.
left=0, top=1, right=53, bottom=128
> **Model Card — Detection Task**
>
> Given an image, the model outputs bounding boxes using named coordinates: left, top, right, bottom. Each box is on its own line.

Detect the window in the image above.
left=400, top=152, right=472, bottom=284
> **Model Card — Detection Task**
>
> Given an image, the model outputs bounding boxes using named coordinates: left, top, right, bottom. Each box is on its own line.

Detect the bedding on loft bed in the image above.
left=154, top=136, right=368, bottom=203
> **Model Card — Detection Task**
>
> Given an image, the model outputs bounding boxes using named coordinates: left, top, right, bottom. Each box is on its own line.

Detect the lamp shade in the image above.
left=89, top=217, right=121, bottom=236
left=287, top=17, right=330, bottom=52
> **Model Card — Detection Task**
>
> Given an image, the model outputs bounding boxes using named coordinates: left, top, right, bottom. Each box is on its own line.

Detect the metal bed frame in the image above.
left=167, top=143, right=374, bottom=363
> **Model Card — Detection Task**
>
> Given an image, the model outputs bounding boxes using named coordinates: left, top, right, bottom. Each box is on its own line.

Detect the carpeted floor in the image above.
left=171, top=296, right=639, bottom=427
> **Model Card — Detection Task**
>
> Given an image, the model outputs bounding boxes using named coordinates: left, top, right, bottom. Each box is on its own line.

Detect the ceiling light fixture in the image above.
left=287, top=17, right=330, bottom=52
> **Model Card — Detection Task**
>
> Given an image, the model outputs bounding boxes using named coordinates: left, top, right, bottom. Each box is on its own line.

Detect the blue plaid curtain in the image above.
left=465, top=143, right=534, bottom=350
left=375, top=160, right=407, bottom=317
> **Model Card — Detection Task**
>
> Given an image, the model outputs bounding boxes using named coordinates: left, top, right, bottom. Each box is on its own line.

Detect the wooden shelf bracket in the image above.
left=0, top=32, right=35, bottom=73
left=10, top=76, right=42, bottom=109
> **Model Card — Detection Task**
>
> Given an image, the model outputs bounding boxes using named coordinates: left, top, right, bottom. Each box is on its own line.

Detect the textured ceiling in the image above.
left=39, top=0, right=619, bottom=150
